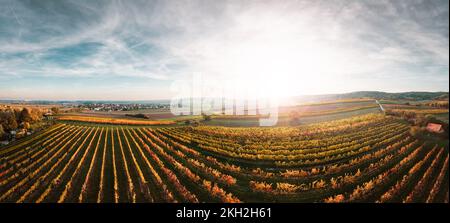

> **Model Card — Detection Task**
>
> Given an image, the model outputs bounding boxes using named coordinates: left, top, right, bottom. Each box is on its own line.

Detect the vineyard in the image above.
left=0, top=114, right=448, bottom=203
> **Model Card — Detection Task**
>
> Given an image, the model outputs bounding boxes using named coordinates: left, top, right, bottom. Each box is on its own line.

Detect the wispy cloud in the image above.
left=0, top=0, right=448, bottom=99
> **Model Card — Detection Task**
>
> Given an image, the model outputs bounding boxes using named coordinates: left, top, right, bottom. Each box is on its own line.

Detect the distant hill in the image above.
left=293, top=91, right=449, bottom=103
left=336, top=91, right=449, bottom=101
left=2, top=91, right=448, bottom=105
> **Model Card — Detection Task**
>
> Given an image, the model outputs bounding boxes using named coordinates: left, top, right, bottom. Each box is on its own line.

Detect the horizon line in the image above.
left=0, top=90, right=448, bottom=102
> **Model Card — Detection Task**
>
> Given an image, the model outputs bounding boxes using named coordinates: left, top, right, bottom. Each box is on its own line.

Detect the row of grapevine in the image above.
left=0, top=114, right=448, bottom=203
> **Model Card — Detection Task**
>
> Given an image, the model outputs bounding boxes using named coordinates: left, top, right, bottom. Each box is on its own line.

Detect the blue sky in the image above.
left=0, top=0, right=448, bottom=100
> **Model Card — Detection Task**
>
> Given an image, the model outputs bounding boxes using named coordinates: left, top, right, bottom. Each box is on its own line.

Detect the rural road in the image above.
left=375, top=100, right=385, bottom=112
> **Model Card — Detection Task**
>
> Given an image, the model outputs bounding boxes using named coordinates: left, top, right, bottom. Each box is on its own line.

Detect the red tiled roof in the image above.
left=426, top=123, right=443, bottom=133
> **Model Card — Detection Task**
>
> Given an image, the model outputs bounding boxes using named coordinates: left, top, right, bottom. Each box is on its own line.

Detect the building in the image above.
left=426, top=123, right=444, bottom=133
left=43, top=112, right=54, bottom=120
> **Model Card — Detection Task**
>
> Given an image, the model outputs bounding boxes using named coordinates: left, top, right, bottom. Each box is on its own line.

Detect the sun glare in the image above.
left=215, top=14, right=346, bottom=99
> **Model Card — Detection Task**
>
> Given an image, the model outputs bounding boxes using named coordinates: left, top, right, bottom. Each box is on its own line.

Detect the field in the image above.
left=206, top=100, right=381, bottom=126
left=0, top=114, right=448, bottom=203
left=54, top=100, right=382, bottom=128
left=73, top=108, right=175, bottom=120
left=57, top=115, right=176, bottom=126
left=433, top=113, right=449, bottom=123
left=381, top=102, right=449, bottom=123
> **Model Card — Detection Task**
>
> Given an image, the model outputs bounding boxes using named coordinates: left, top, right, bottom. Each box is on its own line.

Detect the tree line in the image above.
left=0, top=107, right=44, bottom=139
left=385, top=109, right=449, bottom=138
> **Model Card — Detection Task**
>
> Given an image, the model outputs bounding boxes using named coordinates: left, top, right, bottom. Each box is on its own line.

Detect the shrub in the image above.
left=409, top=126, right=425, bottom=138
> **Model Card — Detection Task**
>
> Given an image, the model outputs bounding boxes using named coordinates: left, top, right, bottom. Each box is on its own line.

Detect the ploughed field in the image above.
left=0, top=114, right=448, bottom=203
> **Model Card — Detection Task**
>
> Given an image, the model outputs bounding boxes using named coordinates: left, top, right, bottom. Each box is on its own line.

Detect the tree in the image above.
left=410, top=126, right=425, bottom=138
left=202, top=113, right=212, bottom=121
left=20, top=108, right=33, bottom=123
left=184, top=119, right=200, bottom=126
left=415, top=115, right=428, bottom=126
left=0, top=125, right=4, bottom=139
left=0, top=111, right=18, bottom=131
left=51, top=107, right=59, bottom=114
left=13, top=109, right=22, bottom=123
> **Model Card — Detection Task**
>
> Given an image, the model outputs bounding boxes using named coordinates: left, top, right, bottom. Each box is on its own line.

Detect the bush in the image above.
left=415, top=115, right=428, bottom=126
left=184, top=120, right=200, bottom=127
left=191, top=120, right=200, bottom=127
left=202, top=113, right=212, bottom=121
left=125, top=113, right=149, bottom=119
left=51, top=107, right=59, bottom=114
left=21, top=122, right=31, bottom=130
left=409, top=126, right=425, bottom=138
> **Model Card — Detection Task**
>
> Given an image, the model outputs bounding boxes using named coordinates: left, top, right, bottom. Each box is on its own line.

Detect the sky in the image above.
left=0, top=0, right=448, bottom=100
